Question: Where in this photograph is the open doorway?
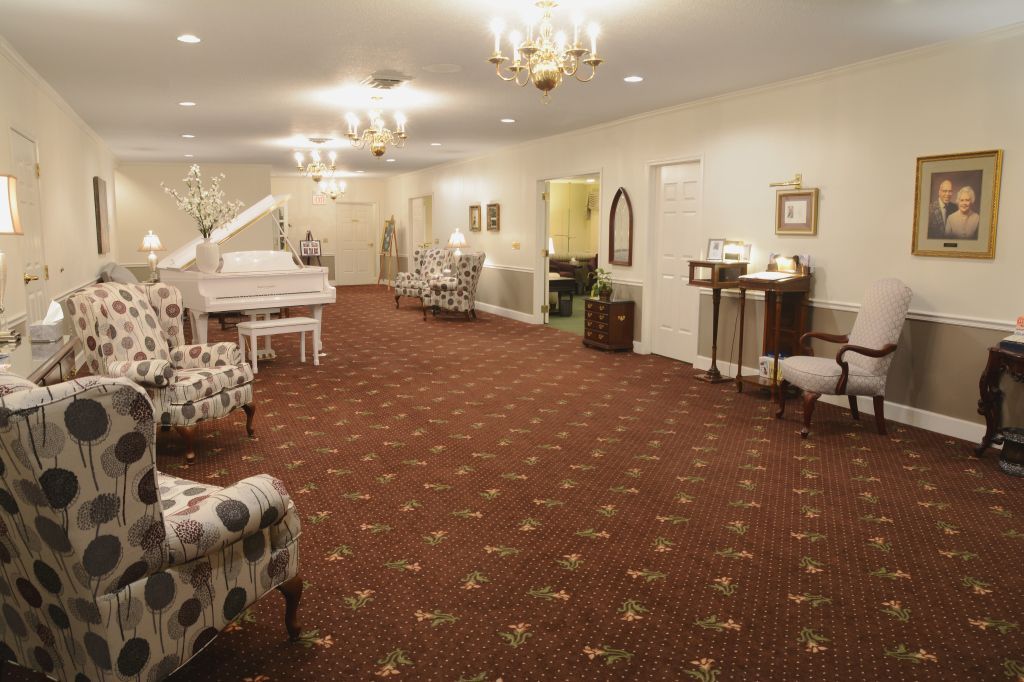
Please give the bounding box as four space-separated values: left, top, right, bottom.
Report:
545 173 600 335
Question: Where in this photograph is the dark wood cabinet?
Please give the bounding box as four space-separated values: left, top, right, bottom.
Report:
583 298 634 351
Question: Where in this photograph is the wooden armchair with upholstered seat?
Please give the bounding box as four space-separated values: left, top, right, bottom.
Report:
776 278 912 437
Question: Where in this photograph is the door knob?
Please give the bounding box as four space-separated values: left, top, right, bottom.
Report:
23 274 39 284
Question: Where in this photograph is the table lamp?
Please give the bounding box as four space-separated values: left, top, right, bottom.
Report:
0 175 24 343
448 228 467 257
137 230 165 282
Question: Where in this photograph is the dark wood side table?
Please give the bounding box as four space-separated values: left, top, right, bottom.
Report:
0 335 78 386
735 263 811 400
688 260 748 383
976 345 1024 456
584 298 634 351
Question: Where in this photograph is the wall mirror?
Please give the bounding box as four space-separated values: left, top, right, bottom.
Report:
609 186 633 266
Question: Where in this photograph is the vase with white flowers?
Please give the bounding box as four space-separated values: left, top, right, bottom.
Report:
162 165 245 273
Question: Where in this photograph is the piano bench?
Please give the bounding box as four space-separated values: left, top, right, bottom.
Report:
236 317 320 374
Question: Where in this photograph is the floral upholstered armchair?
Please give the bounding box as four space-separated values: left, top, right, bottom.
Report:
777 278 912 437
0 374 302 682
423 252 486 319
394 246 449 308
68 283 255 461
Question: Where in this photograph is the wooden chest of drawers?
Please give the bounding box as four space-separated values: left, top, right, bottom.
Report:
583 298 634 351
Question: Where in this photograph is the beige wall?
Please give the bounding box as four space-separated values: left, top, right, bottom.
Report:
115 163 273 264
383 27 1024 431
0 38 118 324
270 175 385 250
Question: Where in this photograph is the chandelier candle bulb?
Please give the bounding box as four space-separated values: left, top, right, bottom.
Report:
589 23 599 56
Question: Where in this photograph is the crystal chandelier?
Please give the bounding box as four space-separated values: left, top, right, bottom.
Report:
293 139 337 183
345 110 407 157
318 179 346 201
488 0 603 100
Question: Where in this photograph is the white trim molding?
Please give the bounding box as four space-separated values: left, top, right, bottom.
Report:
475 301 537 324
483 262 534 274
693 354 985 443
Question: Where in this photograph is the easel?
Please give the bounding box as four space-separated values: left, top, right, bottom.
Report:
377 215 398 288
301 230 322 267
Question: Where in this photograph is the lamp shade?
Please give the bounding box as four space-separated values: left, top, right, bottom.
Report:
0 175 23 236
447 228 467 250
138 230 165 252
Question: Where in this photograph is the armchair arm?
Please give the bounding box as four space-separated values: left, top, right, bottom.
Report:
107 359 175 388
164 474 292 566
799 331 850 351
170 341 243 369
834 343 898 393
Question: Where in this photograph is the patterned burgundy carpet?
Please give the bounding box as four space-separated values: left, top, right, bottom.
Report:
12 285 1023 681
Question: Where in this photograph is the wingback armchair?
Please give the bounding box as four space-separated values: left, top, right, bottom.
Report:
394 247 449 308
776 278 912 437
423 252 486 319
68 283 255 461
0 374 302 682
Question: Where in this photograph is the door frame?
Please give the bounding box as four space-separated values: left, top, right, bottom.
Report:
332 200 379 286
407 193 434 255
8 127 49 327
643 154 704 358
533 169 602 325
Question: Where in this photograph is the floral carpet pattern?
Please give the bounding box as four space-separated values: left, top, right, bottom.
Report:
10 285 1023 681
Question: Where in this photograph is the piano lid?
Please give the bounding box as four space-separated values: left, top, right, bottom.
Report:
158 194 291 270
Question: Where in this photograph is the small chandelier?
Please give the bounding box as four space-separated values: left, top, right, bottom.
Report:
318 179 346 201
488 0 603 100
345 110 407 157
293 140 337 183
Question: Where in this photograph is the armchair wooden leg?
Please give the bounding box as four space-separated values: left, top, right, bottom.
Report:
175 426 197 462
775 380 787 419
394 294 400 308
872 396 887 435
848 396 860 420
242 403 256 437
471 308 477 319
800 391 821 439
277 575 303 641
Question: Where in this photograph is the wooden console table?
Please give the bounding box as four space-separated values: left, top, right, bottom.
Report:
0 335 78 386
688 259 748 383
976 345 1024 456
735 261 811 399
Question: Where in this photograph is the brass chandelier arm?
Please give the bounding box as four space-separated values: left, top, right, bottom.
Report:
573 57 603 83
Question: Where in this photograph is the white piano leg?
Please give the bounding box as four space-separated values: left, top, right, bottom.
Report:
190 311 209 344
312 304 326 356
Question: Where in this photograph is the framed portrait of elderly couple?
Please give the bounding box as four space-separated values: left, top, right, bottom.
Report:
912 149 1002 258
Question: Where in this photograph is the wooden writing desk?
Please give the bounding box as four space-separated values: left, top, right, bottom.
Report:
688 260 748 383
735 258 811 399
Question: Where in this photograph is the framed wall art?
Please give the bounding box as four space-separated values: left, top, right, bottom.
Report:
299 239 321 257
486 203 500 231
912 149 1002 259
775 188 819 236
93 176 110 254
469 204 482 232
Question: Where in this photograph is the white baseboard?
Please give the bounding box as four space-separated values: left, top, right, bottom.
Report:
693 354 985 443
475 301 538 324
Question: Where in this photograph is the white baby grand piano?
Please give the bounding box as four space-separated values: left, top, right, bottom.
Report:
158 194 335 349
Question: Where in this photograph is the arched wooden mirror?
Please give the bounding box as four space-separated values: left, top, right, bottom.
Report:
609 187 633 266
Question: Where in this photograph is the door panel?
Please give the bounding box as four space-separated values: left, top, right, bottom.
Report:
335 203 376 285
9 130 47 325
652 161 701 363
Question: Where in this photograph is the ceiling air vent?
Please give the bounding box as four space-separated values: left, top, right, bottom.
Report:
360 71 411 90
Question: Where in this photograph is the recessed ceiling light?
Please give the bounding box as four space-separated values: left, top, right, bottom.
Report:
586 178 596 183
176 34 201 44
355 170 366 173
178 101 197 107
623 75 644 83
385 158 396 163
184 154 194 158
430 142 442 147
500 118 516 124
180 134 195 139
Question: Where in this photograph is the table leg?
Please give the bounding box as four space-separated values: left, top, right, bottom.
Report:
312 305 326 357
300 331 306 364
251 332 258 374
313 326 320 366
735 289 747 393
976 350 1003 456
771 292 783 402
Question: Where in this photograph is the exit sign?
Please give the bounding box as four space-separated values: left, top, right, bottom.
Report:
312 193 327 205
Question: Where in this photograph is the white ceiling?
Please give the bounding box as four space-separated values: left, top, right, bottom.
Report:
2 0 1023 178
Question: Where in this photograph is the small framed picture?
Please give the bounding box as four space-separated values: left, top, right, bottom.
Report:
706 238 725 261
776 188 819 235
486 203 500 231
469 204 482 232
912 149 1002 259
299 239 321 257
742 244 753 261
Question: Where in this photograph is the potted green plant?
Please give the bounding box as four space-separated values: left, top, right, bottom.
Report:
591 267 613 301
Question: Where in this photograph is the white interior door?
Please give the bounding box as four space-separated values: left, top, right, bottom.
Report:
9 129 47 324
334 202 376 285
652 160 701 363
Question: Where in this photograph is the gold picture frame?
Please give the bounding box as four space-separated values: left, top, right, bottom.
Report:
775 188 819 236
469 204 482 232
911 149 1002 259
486 203 500 231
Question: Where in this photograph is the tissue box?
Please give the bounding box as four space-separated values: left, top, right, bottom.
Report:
29 321 62 343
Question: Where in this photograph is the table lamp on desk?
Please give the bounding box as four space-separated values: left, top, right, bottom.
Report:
0 175 24 344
